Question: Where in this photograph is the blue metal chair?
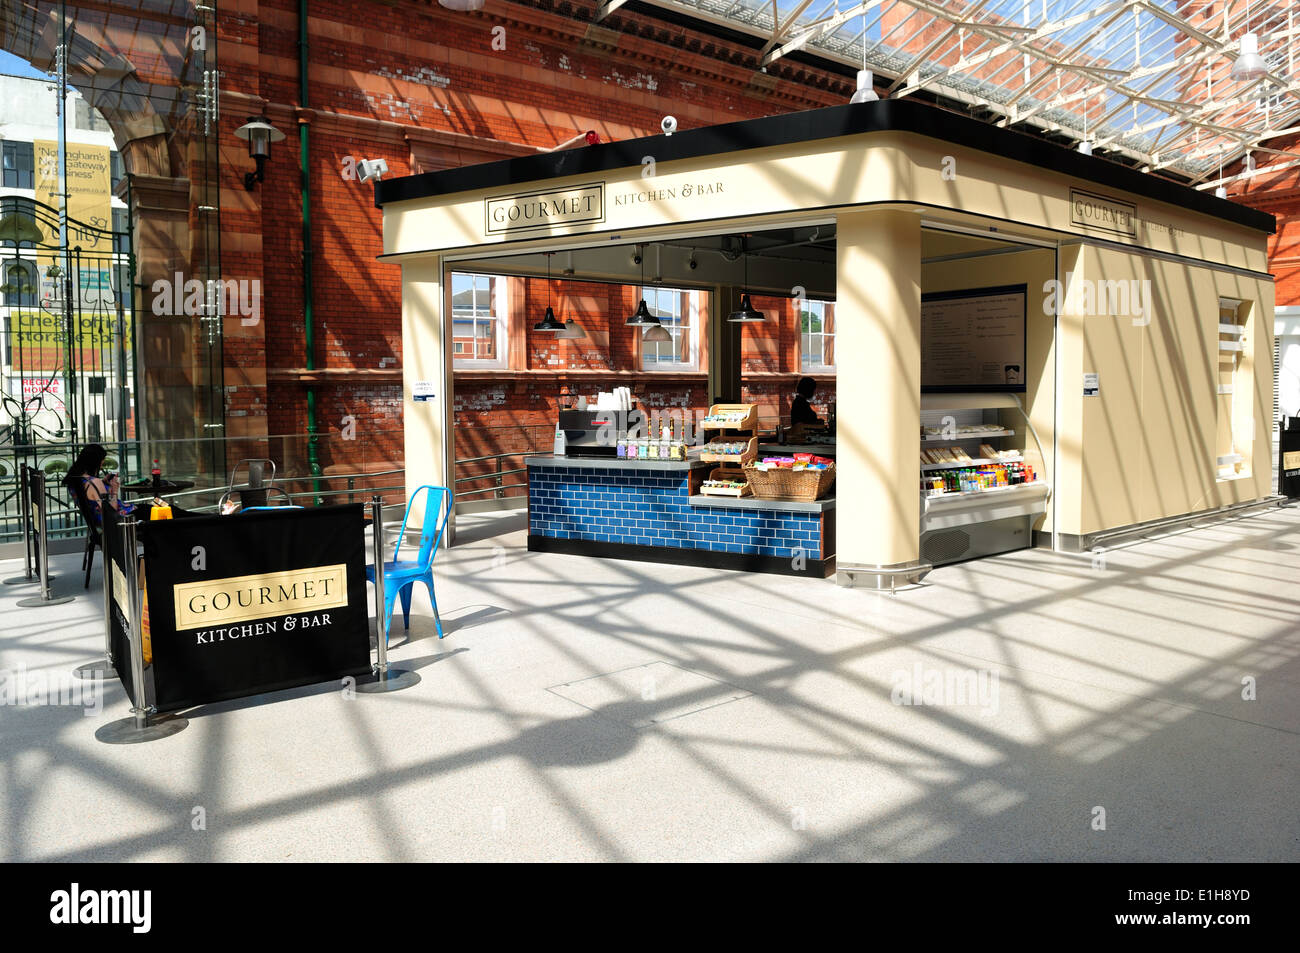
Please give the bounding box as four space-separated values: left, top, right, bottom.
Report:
366 485 452 645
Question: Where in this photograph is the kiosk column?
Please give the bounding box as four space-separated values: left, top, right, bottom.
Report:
402 257 450 533
835 207 926 589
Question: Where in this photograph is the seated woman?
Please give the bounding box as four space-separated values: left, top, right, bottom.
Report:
65 444 181 523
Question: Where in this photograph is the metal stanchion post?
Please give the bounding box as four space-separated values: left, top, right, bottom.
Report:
73 531 115 679
3 463 36 585
17 471 73 607
96 518 187 743
356 495 419 693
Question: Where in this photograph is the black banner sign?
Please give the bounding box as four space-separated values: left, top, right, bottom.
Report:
1281 417 1300 499
141 505 372 712
101 506 137 705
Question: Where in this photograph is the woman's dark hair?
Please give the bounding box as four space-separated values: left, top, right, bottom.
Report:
68 444 108 477
796 376 817 399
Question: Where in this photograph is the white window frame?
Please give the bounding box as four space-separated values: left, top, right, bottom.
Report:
451 273 509 370
640 286 700 371
799 298 836 372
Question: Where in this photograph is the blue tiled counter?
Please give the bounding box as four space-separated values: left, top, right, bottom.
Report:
527 455 835 577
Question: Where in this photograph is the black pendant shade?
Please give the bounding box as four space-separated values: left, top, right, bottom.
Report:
535 253 567 332
727 293 766 323
726 235 766 323
626 298 661 327
534 305 566 331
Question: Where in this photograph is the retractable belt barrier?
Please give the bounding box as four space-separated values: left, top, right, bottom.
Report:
15 468 73 607
1 463 36 586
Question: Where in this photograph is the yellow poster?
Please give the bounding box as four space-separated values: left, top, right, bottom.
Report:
33 139 112 252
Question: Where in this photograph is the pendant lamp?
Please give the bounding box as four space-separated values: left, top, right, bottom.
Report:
848 4 878 104
534 254 566 331
643 323 672 343
626 246 663 328
726 236 766 323
1232 34 1267 82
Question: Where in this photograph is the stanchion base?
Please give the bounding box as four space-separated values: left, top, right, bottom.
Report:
16 594 75 607
73 659 113 679
95 714 189 745
3 575 38 585
355 667 421 693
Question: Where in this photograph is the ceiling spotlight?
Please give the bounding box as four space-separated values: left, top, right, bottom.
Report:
1215 186 1228 199
437 0 486 9
1245 153 1256 173
1231 33 1267 83
357 158 388 183
1077 140 1093 156
849 70 879 104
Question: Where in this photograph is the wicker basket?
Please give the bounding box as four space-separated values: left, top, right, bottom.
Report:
742 463 835 502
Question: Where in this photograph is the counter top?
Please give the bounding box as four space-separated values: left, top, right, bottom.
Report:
756 444 836 456
688 494 836 513
526 454 711 472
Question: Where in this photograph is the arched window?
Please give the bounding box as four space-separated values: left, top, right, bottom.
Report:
2 261 38 308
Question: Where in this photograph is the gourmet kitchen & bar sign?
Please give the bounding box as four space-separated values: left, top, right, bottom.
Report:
485 182 604 234
1069 189 1137 237
141 505 372 712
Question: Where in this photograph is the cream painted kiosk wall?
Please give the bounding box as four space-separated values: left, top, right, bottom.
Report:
377 100 1276 587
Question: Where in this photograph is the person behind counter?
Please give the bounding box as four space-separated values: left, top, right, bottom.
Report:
791 376 824 429
65 444 189 523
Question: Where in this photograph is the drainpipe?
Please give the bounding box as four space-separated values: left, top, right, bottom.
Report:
298 0 322 500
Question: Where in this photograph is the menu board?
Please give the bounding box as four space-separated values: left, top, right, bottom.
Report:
921 284 1027 393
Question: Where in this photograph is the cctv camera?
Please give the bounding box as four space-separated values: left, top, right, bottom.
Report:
688 256 698 270
632 253 643 266
661 116 677 136
358 158 389 183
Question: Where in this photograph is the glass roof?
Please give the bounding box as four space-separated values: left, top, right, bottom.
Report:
607 0 1298 186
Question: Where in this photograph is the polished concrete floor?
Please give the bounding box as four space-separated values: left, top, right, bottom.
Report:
2 503 1298 862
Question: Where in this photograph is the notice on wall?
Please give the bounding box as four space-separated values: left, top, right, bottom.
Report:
1084 373 1100 397
412 380 436 402
921 284 1027 393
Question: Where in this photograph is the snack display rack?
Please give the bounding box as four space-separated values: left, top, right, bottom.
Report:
700 403 759 466
699 465 752 498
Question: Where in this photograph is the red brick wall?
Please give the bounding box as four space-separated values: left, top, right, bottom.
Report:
1231 132 1300 309
212 0 853 492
